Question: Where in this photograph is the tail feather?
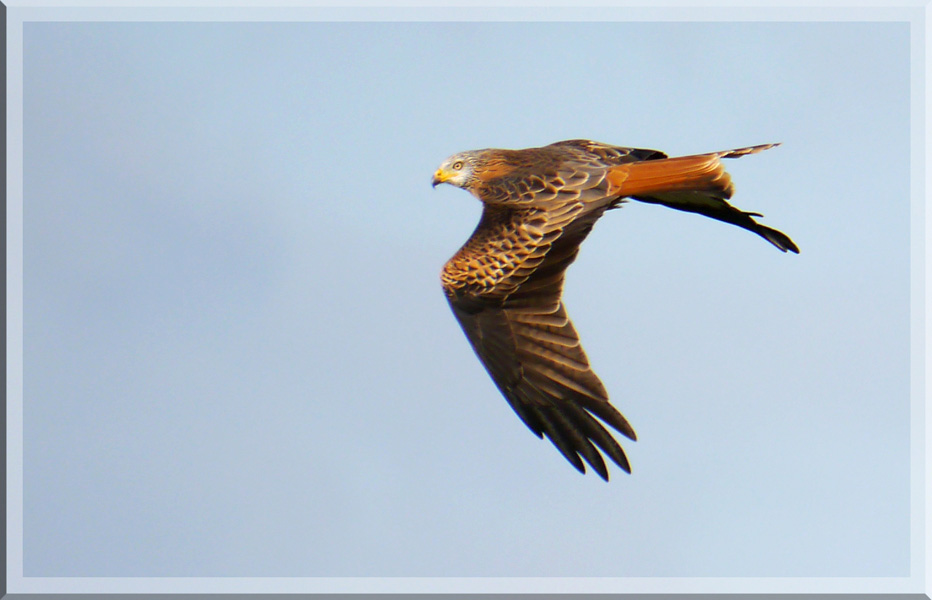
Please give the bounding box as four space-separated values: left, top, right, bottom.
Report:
606 143 778 199
606 143 799 253
606 153 732 198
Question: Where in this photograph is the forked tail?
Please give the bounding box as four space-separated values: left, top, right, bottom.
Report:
605 143 799 253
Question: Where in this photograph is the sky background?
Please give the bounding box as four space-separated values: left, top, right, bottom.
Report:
22 19 911 577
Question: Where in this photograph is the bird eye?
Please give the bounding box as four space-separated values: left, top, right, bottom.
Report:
452 161 464 170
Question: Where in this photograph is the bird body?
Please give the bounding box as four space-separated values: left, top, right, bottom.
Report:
433 139 797 480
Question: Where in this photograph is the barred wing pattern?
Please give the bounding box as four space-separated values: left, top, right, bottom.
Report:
444 205 635 480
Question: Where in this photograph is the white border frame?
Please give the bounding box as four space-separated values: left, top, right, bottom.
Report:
5 2 927 595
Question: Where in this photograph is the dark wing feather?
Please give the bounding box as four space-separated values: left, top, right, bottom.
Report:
543 139 668 165
632 191 800 253
444 207 635 480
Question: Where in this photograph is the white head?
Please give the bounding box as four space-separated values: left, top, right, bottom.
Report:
432 151 482 190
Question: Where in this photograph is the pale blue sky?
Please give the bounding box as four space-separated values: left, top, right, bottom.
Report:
23 19 910 577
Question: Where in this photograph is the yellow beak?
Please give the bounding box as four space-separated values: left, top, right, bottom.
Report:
432 169 447 188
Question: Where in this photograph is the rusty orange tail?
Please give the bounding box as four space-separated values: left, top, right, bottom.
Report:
605 144 797 253
606 143 779 199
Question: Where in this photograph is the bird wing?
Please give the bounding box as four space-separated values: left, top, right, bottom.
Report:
443 203 635 480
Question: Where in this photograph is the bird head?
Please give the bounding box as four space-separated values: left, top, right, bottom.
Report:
432 151 480 190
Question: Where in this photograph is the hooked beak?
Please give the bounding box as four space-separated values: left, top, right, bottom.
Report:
432 169 446 188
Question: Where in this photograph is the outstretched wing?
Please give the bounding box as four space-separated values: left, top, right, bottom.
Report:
444 206 636 480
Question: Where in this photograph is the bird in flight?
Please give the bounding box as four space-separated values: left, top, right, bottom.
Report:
432 139 798 480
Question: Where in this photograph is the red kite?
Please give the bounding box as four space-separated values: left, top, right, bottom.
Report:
433 139 797 480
